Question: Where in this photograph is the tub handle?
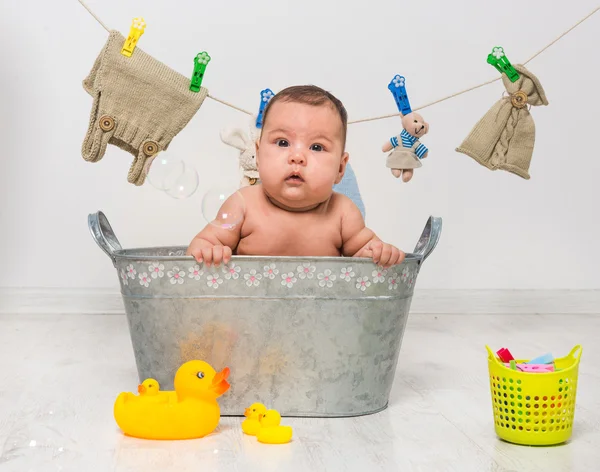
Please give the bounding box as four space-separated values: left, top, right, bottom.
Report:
88 211 123 267
413 216 442 264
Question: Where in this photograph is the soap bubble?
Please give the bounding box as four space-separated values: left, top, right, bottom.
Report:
165 165 200 199
201 187 246 229
146 155 185 191
145 154 200 199
0 414 78 471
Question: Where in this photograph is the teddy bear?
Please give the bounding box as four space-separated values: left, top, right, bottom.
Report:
220 116 261 187
381 112 429 182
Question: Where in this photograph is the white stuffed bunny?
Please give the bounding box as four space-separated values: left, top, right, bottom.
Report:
220 116 261 187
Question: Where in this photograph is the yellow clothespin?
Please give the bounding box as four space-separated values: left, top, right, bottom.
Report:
121 17 146 57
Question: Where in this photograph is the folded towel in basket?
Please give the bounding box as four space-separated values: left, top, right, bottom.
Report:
81 30 208 186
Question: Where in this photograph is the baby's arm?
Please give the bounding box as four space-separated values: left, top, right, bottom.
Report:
186 193 244 266
339 197 405 268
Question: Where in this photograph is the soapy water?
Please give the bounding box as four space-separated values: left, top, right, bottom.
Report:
145 154 199 199
201 187 246 230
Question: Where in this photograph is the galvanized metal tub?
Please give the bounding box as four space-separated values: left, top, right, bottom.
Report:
89 211 442 417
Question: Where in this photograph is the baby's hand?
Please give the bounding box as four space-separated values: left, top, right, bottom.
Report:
187 243 232 267
367 241 405 268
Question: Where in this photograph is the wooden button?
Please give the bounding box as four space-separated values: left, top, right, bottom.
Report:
142 141 159 156
99 115 115 132
511 91 528 109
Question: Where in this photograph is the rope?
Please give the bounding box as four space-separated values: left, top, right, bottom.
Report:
77 0 110 33
523 6 600 65
77 0 599 123
348 77 501 124
349 6 600 124
207 94 252 115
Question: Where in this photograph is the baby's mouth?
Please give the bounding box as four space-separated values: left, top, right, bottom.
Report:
286 172 305 183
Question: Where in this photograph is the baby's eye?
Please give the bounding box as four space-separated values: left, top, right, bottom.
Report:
310 144 323 152
276 139 289 147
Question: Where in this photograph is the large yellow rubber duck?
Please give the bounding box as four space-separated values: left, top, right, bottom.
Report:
114 360 230 440
242 402 267 436
256 409 293 444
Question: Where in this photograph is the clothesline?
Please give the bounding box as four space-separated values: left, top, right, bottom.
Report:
77 0 599 124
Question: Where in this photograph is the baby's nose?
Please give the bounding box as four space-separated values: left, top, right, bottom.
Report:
288 150 306 165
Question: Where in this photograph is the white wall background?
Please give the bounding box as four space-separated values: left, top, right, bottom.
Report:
1 0 599 291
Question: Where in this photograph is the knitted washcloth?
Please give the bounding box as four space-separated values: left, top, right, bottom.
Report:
82 30 208 185
456 64 548 179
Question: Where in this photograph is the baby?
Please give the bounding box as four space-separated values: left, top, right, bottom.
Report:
187 85 405 268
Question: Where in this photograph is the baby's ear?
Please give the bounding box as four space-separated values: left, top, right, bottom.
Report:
335 152 350 184
220 127 249 151
254 137 261 168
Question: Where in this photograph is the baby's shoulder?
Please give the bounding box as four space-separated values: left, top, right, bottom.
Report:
330 191 361 215
235 183 263 202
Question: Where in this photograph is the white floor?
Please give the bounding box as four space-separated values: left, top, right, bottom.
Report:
0 312 599 472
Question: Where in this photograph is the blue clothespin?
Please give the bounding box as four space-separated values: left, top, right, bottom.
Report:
256 88 274 128
388 75 412 115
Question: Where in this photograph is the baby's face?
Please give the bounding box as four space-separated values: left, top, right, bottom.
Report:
257 101 348 210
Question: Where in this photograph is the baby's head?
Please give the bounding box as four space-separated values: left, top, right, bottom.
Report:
256 85 349 211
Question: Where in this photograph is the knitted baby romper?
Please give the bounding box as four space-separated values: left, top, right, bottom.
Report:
82 31 208 185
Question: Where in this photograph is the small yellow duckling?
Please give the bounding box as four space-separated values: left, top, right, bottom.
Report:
257 409 293 444
242 402 267 436
138 378 160 396
136 378 173 404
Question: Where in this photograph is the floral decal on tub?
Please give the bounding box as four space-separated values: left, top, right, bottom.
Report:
148 262 164 279
207 273 224 289
138 272 151 288
120 269 129 286
244 269 262 287
296 262 316 279
223 263 241 280
388 272 399 290
355 276 371 291
188 265 203 280
168 266 185 285
372 267 387 284
126 264 137 279
263 264 279 280
281 272 298 288
317 269 336 288
407 271 415 289
340 267 355 282
121 260 418 293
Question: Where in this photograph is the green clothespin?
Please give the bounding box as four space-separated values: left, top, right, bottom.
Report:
510 360 517 371
487 46 520 83
190 51 211 92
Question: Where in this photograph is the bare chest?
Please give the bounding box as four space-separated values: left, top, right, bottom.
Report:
236 210 343 257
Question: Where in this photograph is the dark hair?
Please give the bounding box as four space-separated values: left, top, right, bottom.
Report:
261 85 348 147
